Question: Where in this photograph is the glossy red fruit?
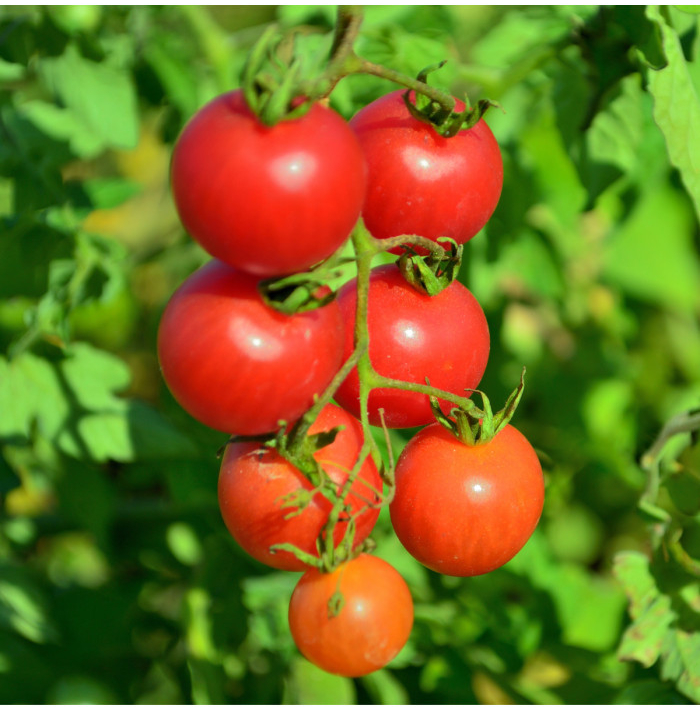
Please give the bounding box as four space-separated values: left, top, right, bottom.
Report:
218 404 382 571
334 263 490 428
171 89 367 277
157 259 344 435
350 90 502 248
288 554 414 676
390 423 544 576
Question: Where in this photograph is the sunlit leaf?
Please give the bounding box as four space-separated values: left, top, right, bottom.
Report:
646 5 700 221
283 657 356 704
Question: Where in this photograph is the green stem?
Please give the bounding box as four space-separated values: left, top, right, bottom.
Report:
369 372 474 412
356 58 455 112
302 5 455 113
640 410 700 503
286 347 361 456
378 234 448 257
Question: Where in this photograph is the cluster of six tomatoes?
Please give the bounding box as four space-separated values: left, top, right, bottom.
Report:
157 88 545 678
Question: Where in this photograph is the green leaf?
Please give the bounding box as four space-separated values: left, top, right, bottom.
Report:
82 178 142 210
360 668 410 704
37 43 139 157
46 675 118 705
0 563 58 644
17 99 102 158
470 7 572 72
0 346 196 462
283 657 356 704
60 342 131 410
0 353 67 442
660 629 700 703
142 30 202 117
613 551 700 702
242 572 299 654
0 58 24 82
601 182 700 310
613 679 691 704
646 5 700 221
508 532 627 652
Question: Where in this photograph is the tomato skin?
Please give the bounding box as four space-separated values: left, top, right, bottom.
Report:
288 554 413 676
390 423 544 576
218 405 381 571
157 259 344 435
334 263 490 428
170 90 366 277
350 90 502 247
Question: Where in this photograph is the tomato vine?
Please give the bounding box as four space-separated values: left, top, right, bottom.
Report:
158 3 538 678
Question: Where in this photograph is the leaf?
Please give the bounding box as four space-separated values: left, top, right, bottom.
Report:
82 178 142 210
0 58 24 82
0 346 196 462
360 669 410 704
0 221 74 299
613 679 690 704
660 630 700 703
60 342 131 410
142 30 200 117
46 676 118 705
0 563 58 644
470 7 572 71
37 44 139 157
0 353 68 442
614 551 700 703
601 181 700 310
507 532 627 652
283 657 356 704
645 5 700 221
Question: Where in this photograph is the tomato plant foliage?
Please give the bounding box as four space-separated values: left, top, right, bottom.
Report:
1 4 700 706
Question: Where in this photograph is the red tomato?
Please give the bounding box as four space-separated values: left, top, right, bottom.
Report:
288 554 413 676
157 260 344 435
170 90 366 277
334 263 490 428
390 423 544 576
218 405 382 572
350 90 502 248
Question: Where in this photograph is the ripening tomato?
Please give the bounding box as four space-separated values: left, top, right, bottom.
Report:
333 263 490 428
218 404 382 571
157 260 344 435
171 90 366 277
288 554 413 676
390 423 544 576
350 90 502 248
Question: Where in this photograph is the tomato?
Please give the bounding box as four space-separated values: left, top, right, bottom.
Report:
288 553 413 676
350 90 502 248
218 404 381 571
333 263 490 428
157 259 344 435
170 90 367 277
390 423 544 576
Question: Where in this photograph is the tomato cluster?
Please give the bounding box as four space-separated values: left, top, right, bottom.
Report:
158 81 544 679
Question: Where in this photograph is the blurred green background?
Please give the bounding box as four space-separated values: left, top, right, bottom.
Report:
1 4 699 704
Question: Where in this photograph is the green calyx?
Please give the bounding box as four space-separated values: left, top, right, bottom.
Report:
431 368 527 446
241 24 314 126
397 237 463 296
402 62 500 138
260 274 336 315
259 252 352 314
